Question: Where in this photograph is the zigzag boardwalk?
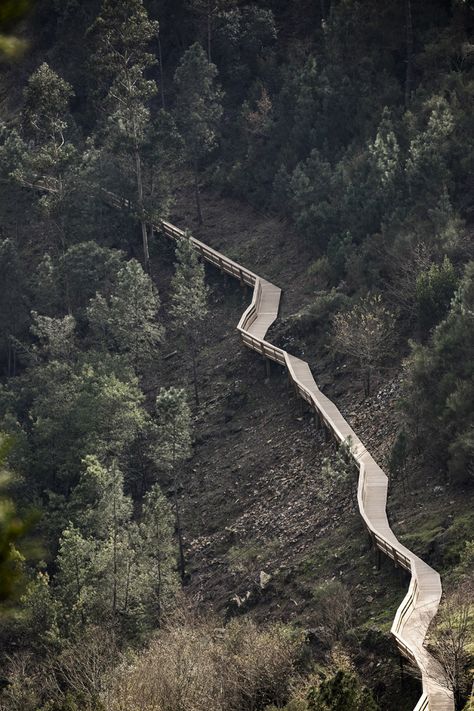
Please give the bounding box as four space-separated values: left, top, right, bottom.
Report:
160 219 454 711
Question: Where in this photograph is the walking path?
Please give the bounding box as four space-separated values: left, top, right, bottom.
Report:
160 219 454 711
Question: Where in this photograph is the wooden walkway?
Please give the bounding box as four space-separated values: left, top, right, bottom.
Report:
160 219 454 711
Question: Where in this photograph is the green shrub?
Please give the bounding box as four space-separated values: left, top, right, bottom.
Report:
388 429 408 482
448 428 474 485
307 669 378 711
415 256 458 335
402 262 474 480
284 290 350 340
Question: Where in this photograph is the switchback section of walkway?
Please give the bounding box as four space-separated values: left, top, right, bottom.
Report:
160 219 454 711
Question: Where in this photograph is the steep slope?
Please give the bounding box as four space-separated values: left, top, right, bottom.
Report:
157 214 454 711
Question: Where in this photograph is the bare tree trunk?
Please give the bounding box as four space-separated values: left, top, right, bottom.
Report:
112 482 118 616
320 0 326 22
135 149 150 272
139 453 148 498
173 473 186 580
405 0 413 108
156 556 162 624
191 335 199 406
194 163 203 225
364 367 371 398
158 33 166 109
75 555 86 626
124 557 131 612
207 1 212 62
172 433 186 580
56 208 72 314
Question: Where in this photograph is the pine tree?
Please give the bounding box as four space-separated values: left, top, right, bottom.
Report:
368 109 402 206
308 669 378 711
402 262 474 483
22 356 147 494
56 523 95 629
0 239 29 376
323 438 357 510
0 63 78 254
57 456 176 639
88 458 134 621
140 483 177 624
87 259 163 371
170 233 209 404
415 256 458 336
289 148 339 247
90 0 159 272
20 571 60 650
211 6 276 100
154 387 192 579
30 311 76 363
189 0 236 62
59 242 124 313
174 43 223 224
406 96 455 213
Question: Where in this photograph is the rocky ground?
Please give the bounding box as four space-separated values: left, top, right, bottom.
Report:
148 179 472 710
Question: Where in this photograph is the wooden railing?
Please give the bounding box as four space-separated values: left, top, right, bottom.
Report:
414 694 431 711
122 214 454 710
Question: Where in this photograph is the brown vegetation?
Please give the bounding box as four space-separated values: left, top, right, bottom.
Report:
105 614 304 711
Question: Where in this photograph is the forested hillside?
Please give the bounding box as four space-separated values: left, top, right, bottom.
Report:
0 1 473 710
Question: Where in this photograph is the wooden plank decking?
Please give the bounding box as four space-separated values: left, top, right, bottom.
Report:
158 219 455 711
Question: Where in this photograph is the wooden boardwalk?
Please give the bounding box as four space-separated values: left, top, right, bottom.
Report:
159 219 454 711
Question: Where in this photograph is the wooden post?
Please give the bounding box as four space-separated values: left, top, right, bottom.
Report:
399 566 406 585
293 381 299 399
393 549 399 569
265 358 271 380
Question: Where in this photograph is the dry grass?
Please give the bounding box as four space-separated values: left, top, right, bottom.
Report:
105 612 304 711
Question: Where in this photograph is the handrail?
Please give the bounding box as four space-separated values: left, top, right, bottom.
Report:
156 218 454 710
161 220 258 287
414 694 430 711
104 190 454 710
236 277 261 331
